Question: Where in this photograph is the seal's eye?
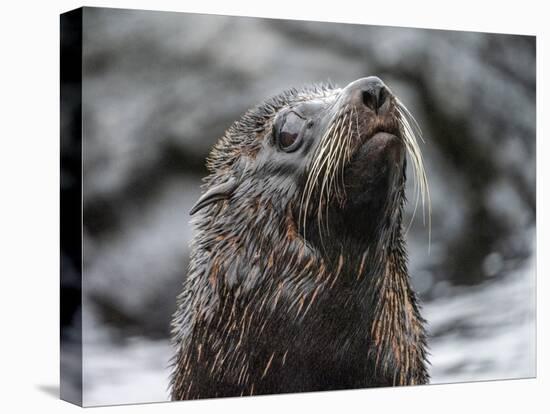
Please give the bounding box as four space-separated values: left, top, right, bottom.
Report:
279 130 299 149
274 111 306 152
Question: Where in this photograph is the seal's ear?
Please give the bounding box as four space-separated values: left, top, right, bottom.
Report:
189 177 238 216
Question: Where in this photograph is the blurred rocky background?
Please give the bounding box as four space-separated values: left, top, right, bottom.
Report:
75 7 535 406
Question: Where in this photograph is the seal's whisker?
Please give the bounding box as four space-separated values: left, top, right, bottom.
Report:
325 111 348 203
336 107 355 204
305 116 337 225
302 128 331 212
396 98 424 143
300 120 337 236
324 110 350 231
395 102 431 248
318 112 347 235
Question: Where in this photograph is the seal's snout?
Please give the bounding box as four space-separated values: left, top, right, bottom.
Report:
346 76 391 115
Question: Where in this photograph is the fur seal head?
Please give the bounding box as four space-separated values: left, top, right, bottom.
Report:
191 76 428 255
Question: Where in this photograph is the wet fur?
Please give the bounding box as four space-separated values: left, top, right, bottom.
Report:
170 83 429 399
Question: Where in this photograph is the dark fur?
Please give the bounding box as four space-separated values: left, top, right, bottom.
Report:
170 82 429 400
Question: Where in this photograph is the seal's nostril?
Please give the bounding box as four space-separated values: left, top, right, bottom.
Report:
362 85 388 113
362 89 377 111
378 87 388 108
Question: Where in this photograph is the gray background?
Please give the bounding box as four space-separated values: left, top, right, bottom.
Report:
78 7 535 406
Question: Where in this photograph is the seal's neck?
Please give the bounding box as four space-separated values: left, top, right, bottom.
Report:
316 216 429 385
304 177 406 272
366 237 429 386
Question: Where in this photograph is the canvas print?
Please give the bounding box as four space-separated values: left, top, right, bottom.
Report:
60 6 536 407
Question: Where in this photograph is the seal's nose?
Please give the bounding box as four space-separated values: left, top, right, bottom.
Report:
345 76 391 115
359 77 389 113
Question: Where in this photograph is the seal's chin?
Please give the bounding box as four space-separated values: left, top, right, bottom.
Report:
355 131 404 167
342 131 405 215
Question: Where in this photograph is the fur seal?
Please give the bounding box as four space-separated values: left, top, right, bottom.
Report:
170 77 430 400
